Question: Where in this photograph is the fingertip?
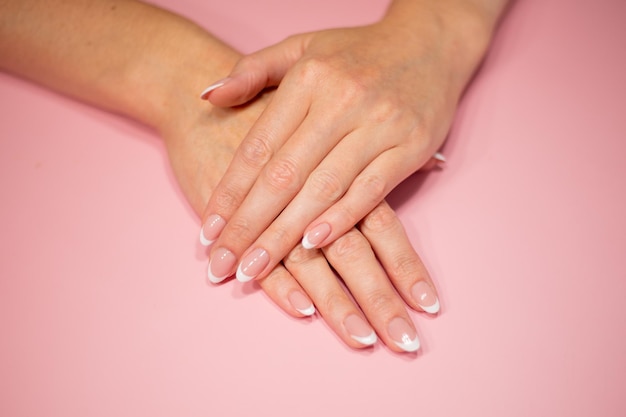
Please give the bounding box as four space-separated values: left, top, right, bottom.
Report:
411 281 441 315
286 288 316 317
200 78 231 100
433 152 446 162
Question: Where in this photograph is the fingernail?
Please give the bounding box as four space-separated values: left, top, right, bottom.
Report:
302 223 331 249
344 314 377 346
411 281 440 314
236 248 269 282
434 152 446 162
199 214 226 246
200 77 231 99
388 317 420 352
208 247 236 283
288 291 316 316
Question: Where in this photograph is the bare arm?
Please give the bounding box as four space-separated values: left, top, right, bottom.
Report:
0 0 238 129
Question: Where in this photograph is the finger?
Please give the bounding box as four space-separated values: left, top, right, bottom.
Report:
323 228 421 353
282 244 378 349
359 200 440 314
201 35 309 107
302 146 425 249
257 262 316 318
232 126 386 283
204 95 359 282
199 77 312 249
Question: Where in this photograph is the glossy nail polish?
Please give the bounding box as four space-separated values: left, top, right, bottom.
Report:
236 248 269 282
411 281 440 314
208 247 236 283
302 223 331 249
388 317 420 352
200 78 231 99
344 314 377 346
288 291 316 316
199 214 226 246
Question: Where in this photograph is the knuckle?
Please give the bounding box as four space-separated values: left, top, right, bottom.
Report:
354 174 387 203
362 289 398 317
264 157 300 192
213 184 243 214
327 230 370 261
370 97 401 124
240 135 273 170
388 252 423 280
284 244 319 266
307 169 345 204
318 291 351 317
268 223 298 248
340 77 367 100
298 56 331 82
224 217 255 245
361 203 398 233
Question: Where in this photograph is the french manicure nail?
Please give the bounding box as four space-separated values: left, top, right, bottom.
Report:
344 314 377 346
411 281 440 314
200 214 226 246
288 291 316 316
208 247 236 283
302 223 331 249
236 248 269 282
388 317 420 352
200 77 231 99
434 152 446 162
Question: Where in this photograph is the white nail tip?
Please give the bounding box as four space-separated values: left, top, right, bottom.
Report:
351 332 378 346
296 305 316 316
199 227 214 247
207 266 227 284
199 82 226 98
394 335 421 353
434 152 446 162
419 299 440 315
207 259 228 284
301 234 315 250
235 263 254 283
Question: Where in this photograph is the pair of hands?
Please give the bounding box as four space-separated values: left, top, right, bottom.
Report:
0 0 498 353
165 87 438 353
171 19 474 352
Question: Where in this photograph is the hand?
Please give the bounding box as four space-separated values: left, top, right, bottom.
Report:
0 0 442 352
198 4 488 284
163 90 440 353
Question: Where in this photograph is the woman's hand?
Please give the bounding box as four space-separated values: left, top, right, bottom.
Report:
198 1 497 284
163 90 440 353
0 0 444 352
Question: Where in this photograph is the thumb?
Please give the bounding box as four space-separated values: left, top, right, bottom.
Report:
201 35 308 107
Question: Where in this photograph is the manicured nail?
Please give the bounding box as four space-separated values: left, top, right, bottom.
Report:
344 314 377 346
411 281 440 314
236 248 269 282
434 152 446 162
200 77 231 99
388 317 420 352
208 247 236 283
302 223 331 249
288 291 316 316
199 214 226 246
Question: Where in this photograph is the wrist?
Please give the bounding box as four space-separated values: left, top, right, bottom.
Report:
380 0 503 91
114 7 241 132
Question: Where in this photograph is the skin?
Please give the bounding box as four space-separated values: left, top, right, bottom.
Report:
0 0 441 352
200 0 510 286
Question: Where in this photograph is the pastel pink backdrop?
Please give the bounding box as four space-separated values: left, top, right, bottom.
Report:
1 0 625 416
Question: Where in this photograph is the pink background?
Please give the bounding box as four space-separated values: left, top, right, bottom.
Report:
1 0 625 415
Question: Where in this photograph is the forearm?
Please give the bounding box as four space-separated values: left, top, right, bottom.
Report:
381 0 509 92
0 0 239 130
